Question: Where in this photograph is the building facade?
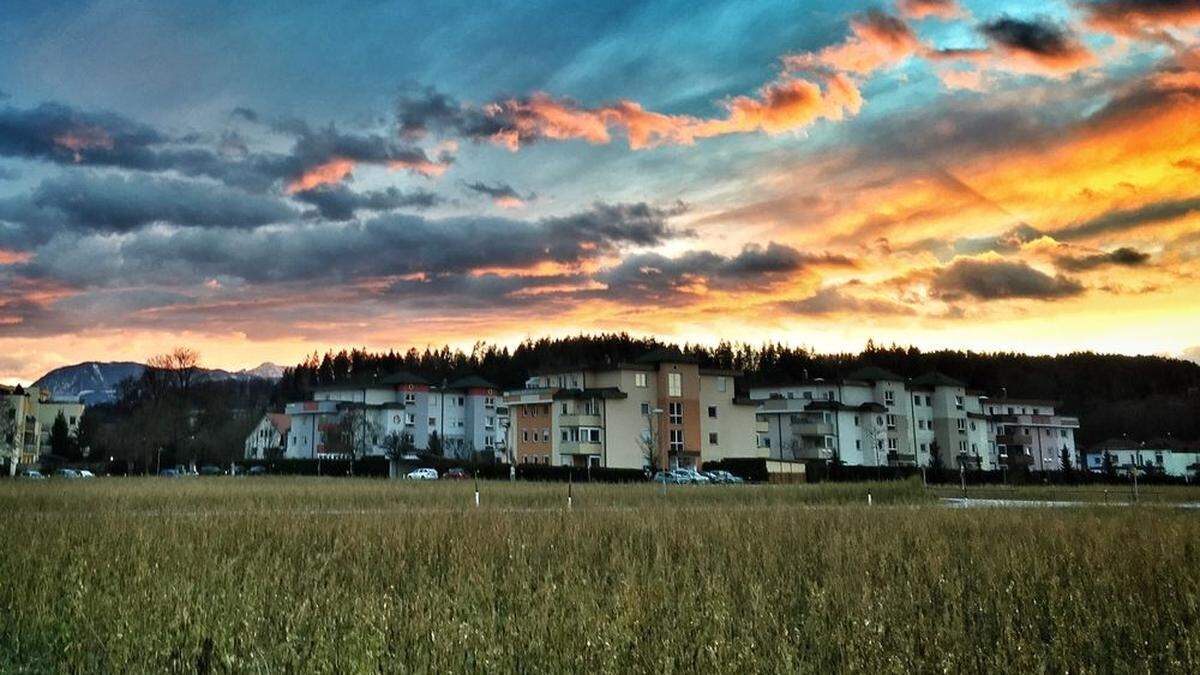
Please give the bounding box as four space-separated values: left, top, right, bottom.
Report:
750 369 1076 471
285 373 507 460
1084 439 1200 478
504 349 764 470
1 386 86 474
244 413 291 459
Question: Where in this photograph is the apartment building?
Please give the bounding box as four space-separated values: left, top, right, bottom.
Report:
1084 438 1200 478
504 349 764 470
244 412 290 459
982 398 1079 471
751 369 1067 471
285 373 507 460
1 385 86 474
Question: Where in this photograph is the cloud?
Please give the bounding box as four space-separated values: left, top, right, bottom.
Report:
0 102 165 166
785 9 923 75
977 17 1097 75
926 257 1085 301
0 172 297 246
1055 246 1152 270
594 243 853 303
776 283 916 316
464 181 534 208
278 123 451 192
1080 0 1200 41
1054 196 1200 240
898 0 965 20
291 184 441 220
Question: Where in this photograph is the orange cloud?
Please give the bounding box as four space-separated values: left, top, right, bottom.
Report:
785 9 923 75
0 250 32 265
285 158 356 193
898 0 965 20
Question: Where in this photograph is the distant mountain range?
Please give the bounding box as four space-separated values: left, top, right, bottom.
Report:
32 361 284 405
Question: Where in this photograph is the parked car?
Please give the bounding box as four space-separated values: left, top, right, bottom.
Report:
702 471 726 483
443 468 469 480
159 468 180 478
709 470 743 484
77 469 96 479
652 471 687 484
199 465 224 476
18 469 46 480
248 465 268 476
406 468 438 480
54 468 81 479
673 468 710 484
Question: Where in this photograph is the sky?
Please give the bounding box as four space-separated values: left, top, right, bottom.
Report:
2 0 1200 383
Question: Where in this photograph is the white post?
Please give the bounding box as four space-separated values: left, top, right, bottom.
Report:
867 491 872 506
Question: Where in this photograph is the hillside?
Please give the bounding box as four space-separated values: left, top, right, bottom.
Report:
33 361 283 404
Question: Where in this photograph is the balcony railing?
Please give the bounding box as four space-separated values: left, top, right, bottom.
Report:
792 422 834 436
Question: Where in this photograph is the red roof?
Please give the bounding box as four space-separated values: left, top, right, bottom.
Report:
268 413 291 435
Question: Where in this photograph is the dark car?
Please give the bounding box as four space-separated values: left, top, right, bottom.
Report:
248 465 268 476
443 467 470 480
199 465 224 476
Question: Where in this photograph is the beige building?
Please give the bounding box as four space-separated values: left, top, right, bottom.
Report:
2 386 85 474
505 349 764 470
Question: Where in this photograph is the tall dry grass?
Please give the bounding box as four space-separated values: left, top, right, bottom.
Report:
1 478 1197 672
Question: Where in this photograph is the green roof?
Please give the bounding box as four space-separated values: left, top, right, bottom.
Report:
845 366 904 382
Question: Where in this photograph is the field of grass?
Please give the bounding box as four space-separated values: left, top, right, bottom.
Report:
2 478 1199 673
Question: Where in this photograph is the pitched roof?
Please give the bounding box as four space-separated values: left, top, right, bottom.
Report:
445 375 498 390
911 372 966 388
635 347 699 365
845 366 904 382
267 413 291 434
379 371 429 386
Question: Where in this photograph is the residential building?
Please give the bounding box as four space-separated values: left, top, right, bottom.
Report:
285 373 506 460
1084 439 1200 478
982 398 1079 471
244 412 291 459
751 370 1076 471
504 348 764 470
1 385 86 474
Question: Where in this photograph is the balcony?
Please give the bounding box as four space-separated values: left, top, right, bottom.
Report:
559 413 602 427
559 441 603 455
998 434 1032 445
792 422 834 436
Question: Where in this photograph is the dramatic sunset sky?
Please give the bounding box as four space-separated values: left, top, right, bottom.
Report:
2 0 1200 383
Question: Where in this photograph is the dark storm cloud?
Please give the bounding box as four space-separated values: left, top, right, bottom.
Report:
776 283 916 316
464 181 534 205
230 107 260 123
292 184 441 221
927 258 1084 300
0 172 298 248
978 17 1088 62
1053 196 1200 240
0 100 449 194
15 201 687 289
1055 246 1152 271
0 102 166 166
594 243 853 303
395 85 508 141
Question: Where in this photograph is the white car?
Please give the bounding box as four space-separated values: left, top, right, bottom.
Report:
673 468 710 484
77 470 96 478
405 468 439 480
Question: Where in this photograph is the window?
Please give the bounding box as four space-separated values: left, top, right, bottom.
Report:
920 443 927 453
561 429 569 442
457 396 464 406
668 372 682 397
522 430 529 442
959 441 967 452
853 415 860 427
669 402 683 425
562 403 569 414
709 432 719 445
887 438 898 450
404 393 416 405
404 413 415 426
886 414 896 429
913 395 921 407
957 418 966 432
716 376 727 393
640 402 650 416
669 428 684 453
826 391 835 401
955 396 964 410
707 406 718 419
884 390 895 405
582 427 601 443
635 372 647 388
803 391 813 400
855 440 861 450
1061 429 1068 438
428 417 436 427
542 429 550 442
543 455 550 465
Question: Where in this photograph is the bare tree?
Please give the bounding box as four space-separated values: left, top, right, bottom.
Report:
639 409 664 475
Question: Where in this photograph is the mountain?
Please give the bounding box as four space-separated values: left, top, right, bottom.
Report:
32 361 284 404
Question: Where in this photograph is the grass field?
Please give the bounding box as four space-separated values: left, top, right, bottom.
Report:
2 478 1199 673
